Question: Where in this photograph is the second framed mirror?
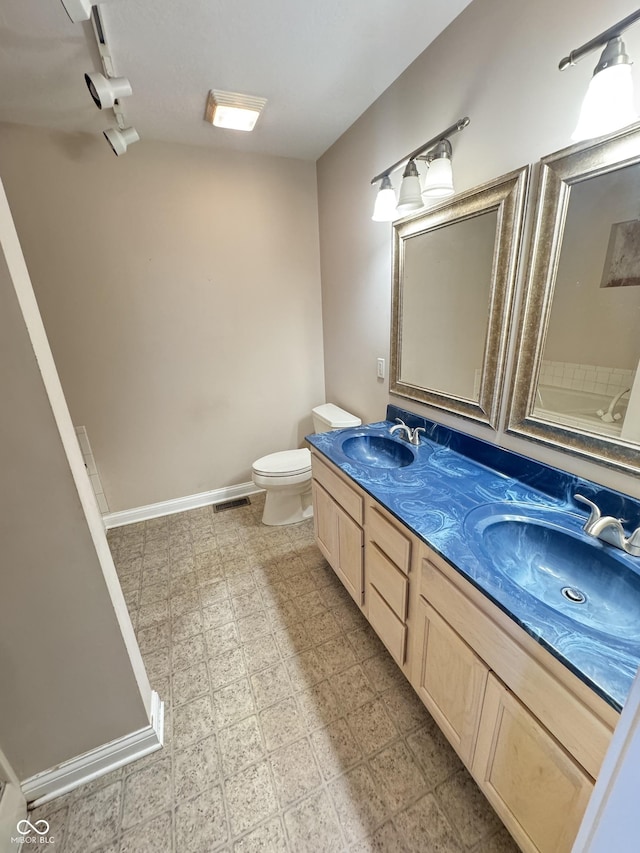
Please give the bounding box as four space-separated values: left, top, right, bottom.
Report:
390 166 529 428
507 123 640 474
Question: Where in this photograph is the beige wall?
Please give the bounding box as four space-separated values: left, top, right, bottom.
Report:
317 0 640 497
0 178 149 781
0 126 325 512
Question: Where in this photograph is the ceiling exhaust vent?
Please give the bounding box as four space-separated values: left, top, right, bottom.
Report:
205 90 267 132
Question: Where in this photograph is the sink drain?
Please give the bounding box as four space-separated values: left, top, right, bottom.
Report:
561 586 587 604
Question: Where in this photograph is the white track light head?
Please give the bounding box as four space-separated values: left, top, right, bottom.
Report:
103 126 140 156
85 72 132 110
60 0 92 23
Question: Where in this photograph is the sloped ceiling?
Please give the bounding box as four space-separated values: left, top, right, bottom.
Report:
0 0 472 159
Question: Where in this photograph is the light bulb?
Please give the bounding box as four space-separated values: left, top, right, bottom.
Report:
572 63 637 141
423 157 454 198
372 176 398 221
397 161 424 213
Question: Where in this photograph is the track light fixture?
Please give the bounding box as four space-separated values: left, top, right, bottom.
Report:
85 71 132 110
560 10 640 141
370 117 469 222
104 126 140 156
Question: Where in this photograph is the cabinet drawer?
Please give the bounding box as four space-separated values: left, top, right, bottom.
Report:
312 454 363 524
368 584 407 666
367 542 408 621
367 504 411 573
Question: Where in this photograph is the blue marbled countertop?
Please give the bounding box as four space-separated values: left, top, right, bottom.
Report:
307 418 640 712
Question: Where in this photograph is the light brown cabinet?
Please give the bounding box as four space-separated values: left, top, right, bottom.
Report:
311 457 364 608
364 501 413 669
310 450 618 853
415 597 488 766
472 674 594 853
415 550 617 853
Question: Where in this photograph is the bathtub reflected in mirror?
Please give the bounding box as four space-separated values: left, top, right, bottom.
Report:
508 123 640 473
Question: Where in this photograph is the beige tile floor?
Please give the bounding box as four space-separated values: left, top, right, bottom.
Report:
28 494 520 852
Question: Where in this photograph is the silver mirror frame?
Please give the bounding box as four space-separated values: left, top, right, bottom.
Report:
390 166 530 428
507 122 640 474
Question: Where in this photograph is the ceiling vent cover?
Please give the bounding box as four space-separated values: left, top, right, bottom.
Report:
205 90 267 132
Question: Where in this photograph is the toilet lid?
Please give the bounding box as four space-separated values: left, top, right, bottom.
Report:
253 448 312 477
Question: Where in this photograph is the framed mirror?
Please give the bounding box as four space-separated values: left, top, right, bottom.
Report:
508 124 640 474
390 167 529 428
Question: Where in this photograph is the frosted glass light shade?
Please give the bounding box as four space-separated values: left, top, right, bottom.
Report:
372 177 398 221
572 63 638 141
396 160 424 213
422 157 454 198
397 176 423 212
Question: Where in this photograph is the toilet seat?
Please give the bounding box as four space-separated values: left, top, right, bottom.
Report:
252 448 311 478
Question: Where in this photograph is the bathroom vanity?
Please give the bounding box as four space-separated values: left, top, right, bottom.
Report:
308 409 640 853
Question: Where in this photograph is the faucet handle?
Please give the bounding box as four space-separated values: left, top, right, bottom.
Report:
625 528 640 557
411 427 426 445
574 494 601 527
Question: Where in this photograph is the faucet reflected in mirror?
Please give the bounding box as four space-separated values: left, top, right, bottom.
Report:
533 365 634 438
530 160 640 441
597 387 631 423
508 123 640 475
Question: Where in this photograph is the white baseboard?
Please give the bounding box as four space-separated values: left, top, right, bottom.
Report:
103 482 263 528
0 783 26 852
22 692 164 808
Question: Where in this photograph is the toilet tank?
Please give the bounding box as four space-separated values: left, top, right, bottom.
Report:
312 403 361 433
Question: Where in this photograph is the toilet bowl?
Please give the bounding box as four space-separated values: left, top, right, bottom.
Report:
252 404 361 526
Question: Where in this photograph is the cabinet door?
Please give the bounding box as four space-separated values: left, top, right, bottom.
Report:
336 504 364 606
472 673 594 853
312 480 363 606
414 597 488 766
312 481 338 568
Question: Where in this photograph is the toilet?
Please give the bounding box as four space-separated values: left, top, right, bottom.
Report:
252 403 361 526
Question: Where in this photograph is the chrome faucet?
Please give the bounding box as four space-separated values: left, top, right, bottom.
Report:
596 387 631 423
574 494 640 556
389 418 425 446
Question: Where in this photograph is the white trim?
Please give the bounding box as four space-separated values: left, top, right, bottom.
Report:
0 783 26 852
21 693 164 808
572 668 640 852
103 482 263 528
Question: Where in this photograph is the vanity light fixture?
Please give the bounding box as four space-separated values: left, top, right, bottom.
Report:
205 90 267 132
560 10 640 141
422 139 455 198
371 117 469 222
372 175 399 221
396 161 423 213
